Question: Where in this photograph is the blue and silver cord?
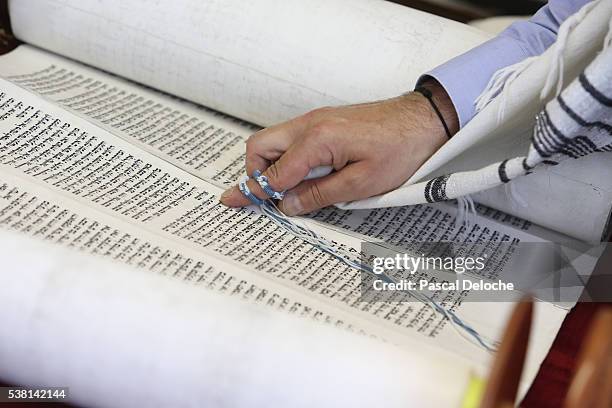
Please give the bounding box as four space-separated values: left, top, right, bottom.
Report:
238 171 498 352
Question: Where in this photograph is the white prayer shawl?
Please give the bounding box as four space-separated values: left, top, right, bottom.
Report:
337 0 612 219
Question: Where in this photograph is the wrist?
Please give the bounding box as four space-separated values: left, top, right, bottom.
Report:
418 78 459 137
393 91 446 153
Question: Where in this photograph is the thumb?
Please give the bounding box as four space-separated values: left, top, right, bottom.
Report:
278 163 370 216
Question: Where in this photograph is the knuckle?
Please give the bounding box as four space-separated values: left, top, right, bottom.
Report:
306 120 335 142
245 137 258 155
246 128 269 150
266 162 281 186
246 129 263 142
312 106 333 115
308 182 328 208
304 106 332 120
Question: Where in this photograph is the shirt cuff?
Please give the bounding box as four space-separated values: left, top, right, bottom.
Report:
417 36 529 128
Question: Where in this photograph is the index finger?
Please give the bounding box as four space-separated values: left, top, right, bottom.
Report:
245 117 308 176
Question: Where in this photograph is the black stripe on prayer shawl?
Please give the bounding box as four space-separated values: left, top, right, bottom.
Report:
573 135 598 156
542 110 570 152
531 115 548 157
579 73 612 107
424 175 449 203
532 112 557 158
430 175 449 201
533 111 567 158
424 178 435 203
531 118 549 158
571 136 599 157
534 111 585 159
521 158 533 172
558 135 597 158
539 111 599 159
540 109 576 156
599 143 612 152
498 159 510 183
557 94 612 135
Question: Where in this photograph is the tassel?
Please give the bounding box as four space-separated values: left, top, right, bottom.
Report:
259 200 498 352
506 181 529 209
475 1 600 120
474 56 537 121
455 195 477 230
237 171 498 351
540 0 600 100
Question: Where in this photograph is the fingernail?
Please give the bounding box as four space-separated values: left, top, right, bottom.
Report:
280 192 303 216
219 187 236 204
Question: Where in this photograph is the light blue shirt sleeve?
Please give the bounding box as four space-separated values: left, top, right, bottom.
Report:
420 0 593 128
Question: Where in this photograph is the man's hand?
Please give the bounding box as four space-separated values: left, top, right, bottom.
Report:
220 80 458 215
